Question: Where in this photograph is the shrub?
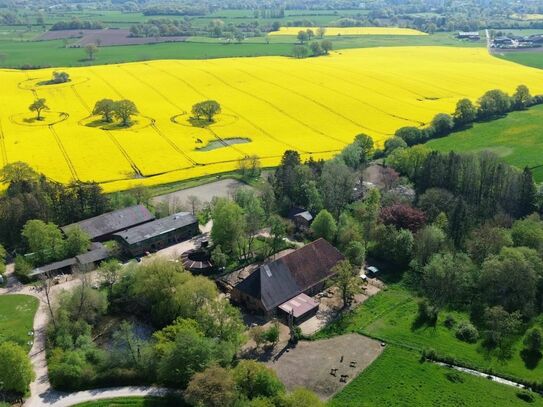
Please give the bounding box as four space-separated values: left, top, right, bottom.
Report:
416 299 438 326
516 391 535 403
455 321 479 343
445 371 464 383
444 314 456 329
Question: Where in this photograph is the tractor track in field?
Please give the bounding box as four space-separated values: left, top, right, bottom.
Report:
48 125 79 181
256 62 426 126
0 119 8 166
152 62 305 153
104 130 143 177
230 63 399 134
194 65 349 145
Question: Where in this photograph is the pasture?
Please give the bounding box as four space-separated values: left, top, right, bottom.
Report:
269 26 426 36
1 47 542 192
330 345 543 407
0 294 39 350
426 104 543 181
316 285 543 383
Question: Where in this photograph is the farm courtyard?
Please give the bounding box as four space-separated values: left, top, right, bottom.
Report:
1 46 542 192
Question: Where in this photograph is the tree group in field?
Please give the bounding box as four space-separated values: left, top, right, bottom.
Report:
93 99 139 127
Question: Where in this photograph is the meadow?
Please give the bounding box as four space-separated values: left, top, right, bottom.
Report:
1 46 542 192
316 285 543 383
0 294 39 350
427 104 543 181
498 51 543 70
329 345 543 406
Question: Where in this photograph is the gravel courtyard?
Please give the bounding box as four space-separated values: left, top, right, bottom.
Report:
267 334 384 400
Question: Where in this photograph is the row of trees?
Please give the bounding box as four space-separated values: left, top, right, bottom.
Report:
393 85 540 147
292 40 333 58
0 162 109 250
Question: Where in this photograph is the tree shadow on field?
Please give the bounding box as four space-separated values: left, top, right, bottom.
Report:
521 349 542 370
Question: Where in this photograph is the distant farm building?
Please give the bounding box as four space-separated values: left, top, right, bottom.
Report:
113 212 199 257
231 238 344 321
457 31 480 40
62 205 155 242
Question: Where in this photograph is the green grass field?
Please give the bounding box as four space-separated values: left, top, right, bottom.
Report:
72 396 185 407
498 51 543 70
0 32 481 68
330 346 543 406
0 294 39 350
426 104 543 181
316 285 543 383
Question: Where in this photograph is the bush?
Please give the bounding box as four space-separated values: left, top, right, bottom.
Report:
516 391 535 403
444 314 456 329
445 371 464 383
416 299 438 326
455 321 479 343
14 255 32 283
420 347 438 361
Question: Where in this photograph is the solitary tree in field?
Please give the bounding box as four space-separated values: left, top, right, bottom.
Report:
114 99 138 126
84 44 98 60
192 100 221 123
29 98 48 120
93 99 116 122
316 27 326 38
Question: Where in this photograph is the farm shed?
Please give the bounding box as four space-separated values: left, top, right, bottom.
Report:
113 212 199 257
29 257 77 279
75 245 111 272
278 293 319 324
231 238 344 317
61 205 155 242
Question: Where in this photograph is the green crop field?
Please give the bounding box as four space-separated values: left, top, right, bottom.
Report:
426 104 543 181
498 51 543 70
330 346 543 407
316 285 543 383
0 294 39 350
0 32 482 68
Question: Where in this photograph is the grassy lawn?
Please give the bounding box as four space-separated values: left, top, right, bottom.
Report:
329 345 543 407
316 285 543 383
0 32 482 68
71 396 185 407
426 104 543 181
0 294 39 350
498 51 543 70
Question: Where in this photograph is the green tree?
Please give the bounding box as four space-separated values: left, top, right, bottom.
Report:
524 328 543 354
84 44 98 60
92 99 116 122
311 209 337 241
309 41 323 56
297 30 308 43
316 27 326 38
211 198 246 255
453 98 477 127
321 40 333 54
333 260 358 308
395 126 425 146
292 45 309 58
430 113 454 137
192 100 221 123
319 160 355 216
511 214 543 253
233 360 285 400
185 366 237 407
211 245 228 270
336 212 362 250
63 225 91 257
344 241 365 267
478 89 511 118
283 388 324 407
384 136 407 155
0 342 35 394
466 225 512 265
339 133 374 169
29 98 48 120
483 306 521 349
22 219 65 264
512 84 533 110
113 99 138 126
413 225 446 267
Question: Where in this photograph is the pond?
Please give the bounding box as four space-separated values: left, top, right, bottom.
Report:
196 137 251 151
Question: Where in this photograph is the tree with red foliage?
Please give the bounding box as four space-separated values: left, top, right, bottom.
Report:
380 204 426 232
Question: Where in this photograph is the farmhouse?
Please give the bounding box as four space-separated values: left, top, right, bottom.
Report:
457 31 480 40
231 238 344 320
61 205 155 242
113 212 199 257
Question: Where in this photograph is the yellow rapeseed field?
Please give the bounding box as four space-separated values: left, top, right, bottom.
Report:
510 13 543 21
269 26 426 36
0 46 542 192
